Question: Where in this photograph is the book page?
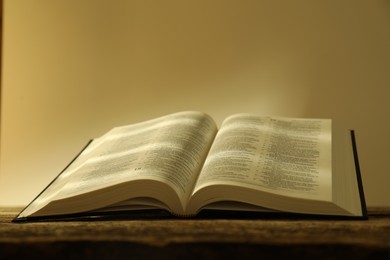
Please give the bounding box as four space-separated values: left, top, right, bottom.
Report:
21 111 217 216
193 114 332 201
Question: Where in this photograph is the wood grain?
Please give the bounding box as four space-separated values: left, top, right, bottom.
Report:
1 207 389 259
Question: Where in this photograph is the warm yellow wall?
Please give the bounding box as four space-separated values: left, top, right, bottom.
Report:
1 0 389 206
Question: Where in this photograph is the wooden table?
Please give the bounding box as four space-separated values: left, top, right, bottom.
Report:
1 207 389 259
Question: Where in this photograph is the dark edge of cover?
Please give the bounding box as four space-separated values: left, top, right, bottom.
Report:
350 130 368 220
12 140 94 223
9 209 372 223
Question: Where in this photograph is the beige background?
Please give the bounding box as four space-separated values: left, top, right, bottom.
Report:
1 0 389 207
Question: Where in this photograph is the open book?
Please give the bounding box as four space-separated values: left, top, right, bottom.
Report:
13 111 367 222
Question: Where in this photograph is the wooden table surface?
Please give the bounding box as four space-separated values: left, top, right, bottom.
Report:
1 207 389 259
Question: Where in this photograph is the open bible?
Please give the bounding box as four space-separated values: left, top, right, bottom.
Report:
13 111 367 222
